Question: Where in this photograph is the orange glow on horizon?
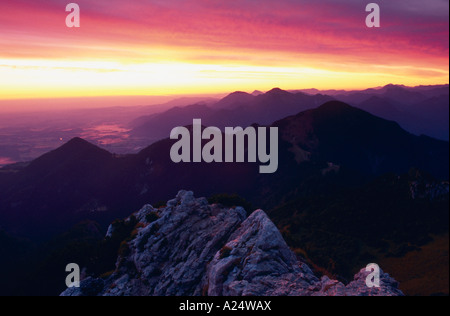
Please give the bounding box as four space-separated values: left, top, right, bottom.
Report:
1 57 447 101
0 0 448 107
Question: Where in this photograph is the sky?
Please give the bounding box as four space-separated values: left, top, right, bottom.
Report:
0 0 448 110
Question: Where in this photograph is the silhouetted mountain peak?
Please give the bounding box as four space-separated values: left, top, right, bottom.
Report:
379 84 426 103
265 88 291 96
25 137 112 174
219 91 255 103
228 91 251 97
382 84 407 92
312 101 405 133
251 90 264 96
58 137 109 156
384 83 403 88
64 137 93 148
215 91 255 109
274 100 448 179
316 100 354 113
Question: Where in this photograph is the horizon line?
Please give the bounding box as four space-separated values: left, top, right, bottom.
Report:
0 82 448 114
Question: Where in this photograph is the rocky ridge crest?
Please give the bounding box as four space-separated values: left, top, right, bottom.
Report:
62 191 403 296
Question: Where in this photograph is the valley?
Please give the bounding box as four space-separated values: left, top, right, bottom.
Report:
0 86 448 296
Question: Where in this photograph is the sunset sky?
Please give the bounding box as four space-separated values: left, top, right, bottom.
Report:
0 0 448 109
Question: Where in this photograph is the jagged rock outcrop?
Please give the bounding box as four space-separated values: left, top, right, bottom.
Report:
61 191 404 296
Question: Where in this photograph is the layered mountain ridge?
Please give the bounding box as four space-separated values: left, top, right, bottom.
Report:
0 101 448 238
1 98 448 296
130 85 449 143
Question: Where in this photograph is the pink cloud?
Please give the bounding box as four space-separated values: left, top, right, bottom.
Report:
0 0 448 71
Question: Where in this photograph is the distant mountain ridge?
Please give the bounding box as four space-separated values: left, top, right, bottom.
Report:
130 85 449 144
1 100 448 238
0 99 448 296
329 84 449 140
130 88 333 141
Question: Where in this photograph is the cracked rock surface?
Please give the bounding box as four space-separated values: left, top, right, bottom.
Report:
61 191 404 296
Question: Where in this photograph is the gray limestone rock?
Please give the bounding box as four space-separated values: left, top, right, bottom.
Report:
61 191 403 297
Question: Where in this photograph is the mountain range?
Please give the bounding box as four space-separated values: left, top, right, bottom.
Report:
0 96 448 296
333 84 449 140
130 85 449 144
1 101 447 237
130 88 333 142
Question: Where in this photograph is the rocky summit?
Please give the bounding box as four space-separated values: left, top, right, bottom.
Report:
61 190 404 296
